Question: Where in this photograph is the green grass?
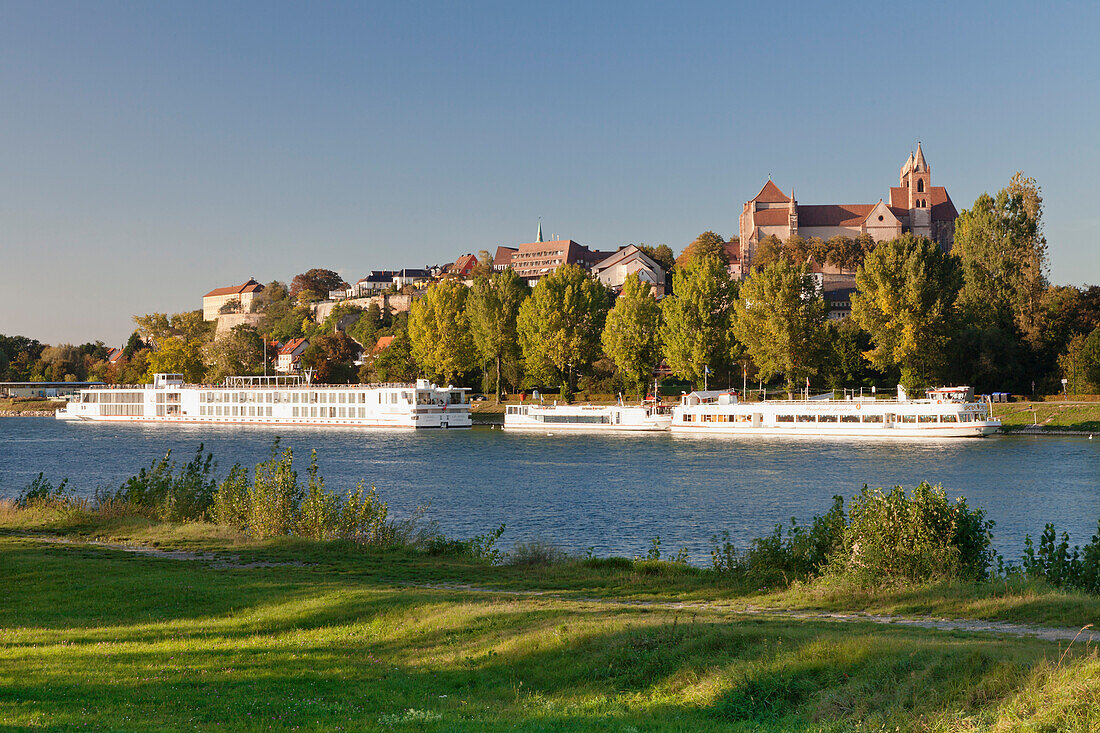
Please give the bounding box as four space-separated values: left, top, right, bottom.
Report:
3 511 1100 730
995 402 1100 433
0 397 63 413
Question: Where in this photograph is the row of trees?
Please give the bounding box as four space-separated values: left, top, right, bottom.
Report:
4 173 1099 396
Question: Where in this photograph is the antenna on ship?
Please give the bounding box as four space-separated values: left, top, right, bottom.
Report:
304 368 315 385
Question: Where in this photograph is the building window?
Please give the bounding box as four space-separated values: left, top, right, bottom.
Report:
917 179 925 193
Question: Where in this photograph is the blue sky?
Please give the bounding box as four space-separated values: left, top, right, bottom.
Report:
2 1 1097 345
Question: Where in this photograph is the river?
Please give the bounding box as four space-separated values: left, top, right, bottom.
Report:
1 418 1097 563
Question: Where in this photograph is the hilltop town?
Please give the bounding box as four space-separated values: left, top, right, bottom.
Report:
2 147 1098 403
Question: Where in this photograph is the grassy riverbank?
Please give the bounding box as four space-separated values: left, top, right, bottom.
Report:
3 508 1099 731
995 401 1100 433
0 397 63 414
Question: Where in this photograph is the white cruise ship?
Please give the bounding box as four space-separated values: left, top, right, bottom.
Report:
671 386 1000 438
503 402 672 432
56 373 471 429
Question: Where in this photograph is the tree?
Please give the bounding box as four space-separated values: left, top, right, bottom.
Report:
602 274 662 397
660 255 736 384
752 235 785 269
953 173 1048 336
638 244 676 275
408 279 477 384
676 231 729 267
144 338 204 383
466 269 529 400
38 344 86 382
851 234 962 391
731 259 825 391
302 331 359 384
290 269 348 299
362 327 417 384
203 325 265 382
517 264 610 396
818 318 890 389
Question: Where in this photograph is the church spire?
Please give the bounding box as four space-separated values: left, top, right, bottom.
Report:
537 219 543 242
914 141 927 171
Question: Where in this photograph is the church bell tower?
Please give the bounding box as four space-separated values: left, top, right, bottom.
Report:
901 143 933 237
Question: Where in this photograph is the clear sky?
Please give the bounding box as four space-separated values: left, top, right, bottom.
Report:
2 1 1097 345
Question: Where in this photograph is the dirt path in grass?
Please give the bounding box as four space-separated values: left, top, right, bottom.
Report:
16 535 1097 643
403 581 1099 644
21 535 308 569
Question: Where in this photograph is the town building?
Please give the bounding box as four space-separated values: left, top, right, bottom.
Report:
591 245 666 296
449 254 479 277
738 143 958 269
353 271 398 298
202 279 264 321
276 338 309 374
393 268 431 289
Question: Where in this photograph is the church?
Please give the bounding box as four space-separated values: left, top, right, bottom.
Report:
738 143 958 268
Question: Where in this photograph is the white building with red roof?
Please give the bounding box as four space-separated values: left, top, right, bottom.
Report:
202 278 265 321
276 338 309 374
738 144 958 271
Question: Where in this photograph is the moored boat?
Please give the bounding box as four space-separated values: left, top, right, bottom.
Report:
55 373 471 429
503 402 672 432
671 385 1000 438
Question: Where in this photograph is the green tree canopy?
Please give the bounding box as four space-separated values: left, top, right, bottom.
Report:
676 231 729 268
408 279 476 384
290 269 348 300
517 264 610 395
751 235 785 269
731 259 825 391
203 325 265 382
637 244 676 275
602 273 662 397
144 337 205 383
851 234 962 391
466 269 529 400
953 172 1048 336
659 255 736 385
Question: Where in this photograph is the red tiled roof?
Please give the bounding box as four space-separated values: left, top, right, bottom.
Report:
279 337 308 356
723 241 741 262
106 348 124 363
204 278 263 298
753 209 791 226
796 204 874 228
373 335 395 352
450 254 478 274
889 186 957 221
752 180 791 203
494 246 517 266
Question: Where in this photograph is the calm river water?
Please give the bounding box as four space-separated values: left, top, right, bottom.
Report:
1 418 1097 562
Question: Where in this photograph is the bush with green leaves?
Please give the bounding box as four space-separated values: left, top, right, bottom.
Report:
833 482 994 583
1020 521 1100 594
98 445 216 521
16 474 77 510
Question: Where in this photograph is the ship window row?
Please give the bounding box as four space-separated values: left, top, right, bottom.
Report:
102 404 144 416
536 414 610 424
81 392 143 403
199 391 413 405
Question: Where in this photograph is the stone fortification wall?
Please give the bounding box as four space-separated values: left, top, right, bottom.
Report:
214 313 264 339
312 293 416 324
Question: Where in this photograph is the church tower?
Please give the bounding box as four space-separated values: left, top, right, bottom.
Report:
900 143 932 238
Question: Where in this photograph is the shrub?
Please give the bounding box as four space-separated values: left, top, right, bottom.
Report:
101 445 216 521
247 443 301 540
297 451 339 540
16 474 78 510
1021 520 1100 594
832 482 994 583
508 539 570 567
210 464 250 529
336 482 390 545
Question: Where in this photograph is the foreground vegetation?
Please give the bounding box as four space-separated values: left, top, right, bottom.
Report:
4 446 1100 729
3 508 1100 731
